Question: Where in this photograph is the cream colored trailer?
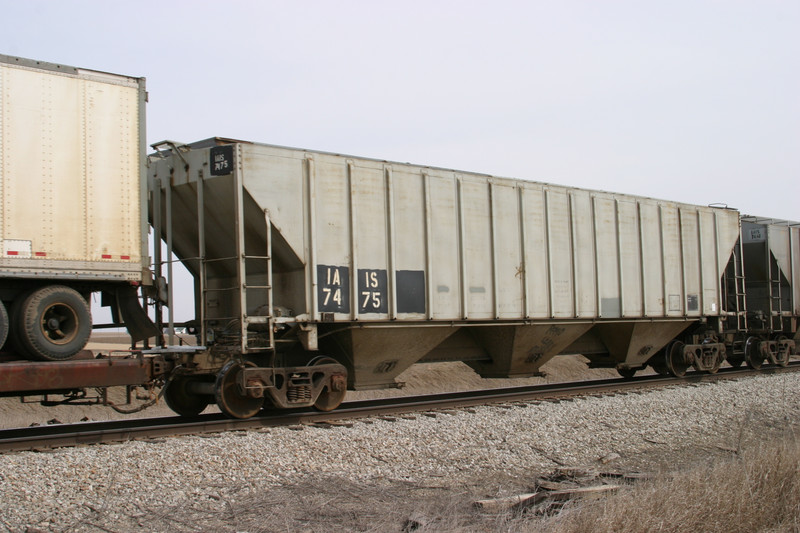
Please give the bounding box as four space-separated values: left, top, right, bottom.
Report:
0 55 151 360
150 138 742 389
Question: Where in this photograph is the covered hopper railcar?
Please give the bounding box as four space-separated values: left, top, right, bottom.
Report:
144 138 797 417
729 217 800 369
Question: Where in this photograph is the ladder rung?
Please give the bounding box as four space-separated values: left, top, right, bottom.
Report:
245 316 271 324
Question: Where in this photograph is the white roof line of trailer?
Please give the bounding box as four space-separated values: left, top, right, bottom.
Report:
0 54 143 85
0 53 77 74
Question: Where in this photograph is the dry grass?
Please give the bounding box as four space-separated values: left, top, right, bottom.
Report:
534 432 800 533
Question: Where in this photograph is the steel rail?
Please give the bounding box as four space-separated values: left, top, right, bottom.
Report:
1 363 798 453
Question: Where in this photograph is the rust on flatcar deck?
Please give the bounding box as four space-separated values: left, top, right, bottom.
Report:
0 355 166 394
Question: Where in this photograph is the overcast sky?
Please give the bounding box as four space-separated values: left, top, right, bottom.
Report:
2 1 798 322
3 0 797 220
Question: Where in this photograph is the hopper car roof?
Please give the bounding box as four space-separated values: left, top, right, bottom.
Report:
155 136 744 215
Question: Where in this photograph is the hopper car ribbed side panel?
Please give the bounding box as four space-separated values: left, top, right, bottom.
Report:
149 138 740 324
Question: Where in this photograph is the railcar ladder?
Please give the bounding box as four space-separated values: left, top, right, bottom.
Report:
727 236 748 333
768 251 784 333
721 235 749 361
196 170 275 355
198 224 274 354
232 210 275 354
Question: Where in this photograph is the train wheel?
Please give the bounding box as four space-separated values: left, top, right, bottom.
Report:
665 341 688 377
651 362 670 375
745 336 764 370
726 357 744 368
19 286 91 361
310 356 347 412
4 290 32 356
0 301 8 351
215 361 263 419
617 367 636 379
164 376 211 416
651 349 670 375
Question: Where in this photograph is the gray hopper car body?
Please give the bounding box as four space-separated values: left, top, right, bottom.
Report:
148 138 742 392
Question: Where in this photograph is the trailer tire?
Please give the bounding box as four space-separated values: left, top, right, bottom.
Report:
19 285 92 361
0 301 8 351
5 289 35 357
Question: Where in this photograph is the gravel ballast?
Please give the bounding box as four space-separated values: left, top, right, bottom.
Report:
1 372 799 531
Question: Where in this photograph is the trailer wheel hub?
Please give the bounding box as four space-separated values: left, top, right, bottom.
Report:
41 303 79 345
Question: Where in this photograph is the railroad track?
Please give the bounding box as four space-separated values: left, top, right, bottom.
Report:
2 363 798 453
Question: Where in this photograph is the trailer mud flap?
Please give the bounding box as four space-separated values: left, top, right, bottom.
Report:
113 286 160 342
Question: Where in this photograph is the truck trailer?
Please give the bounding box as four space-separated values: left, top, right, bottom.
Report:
0 54 157 362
